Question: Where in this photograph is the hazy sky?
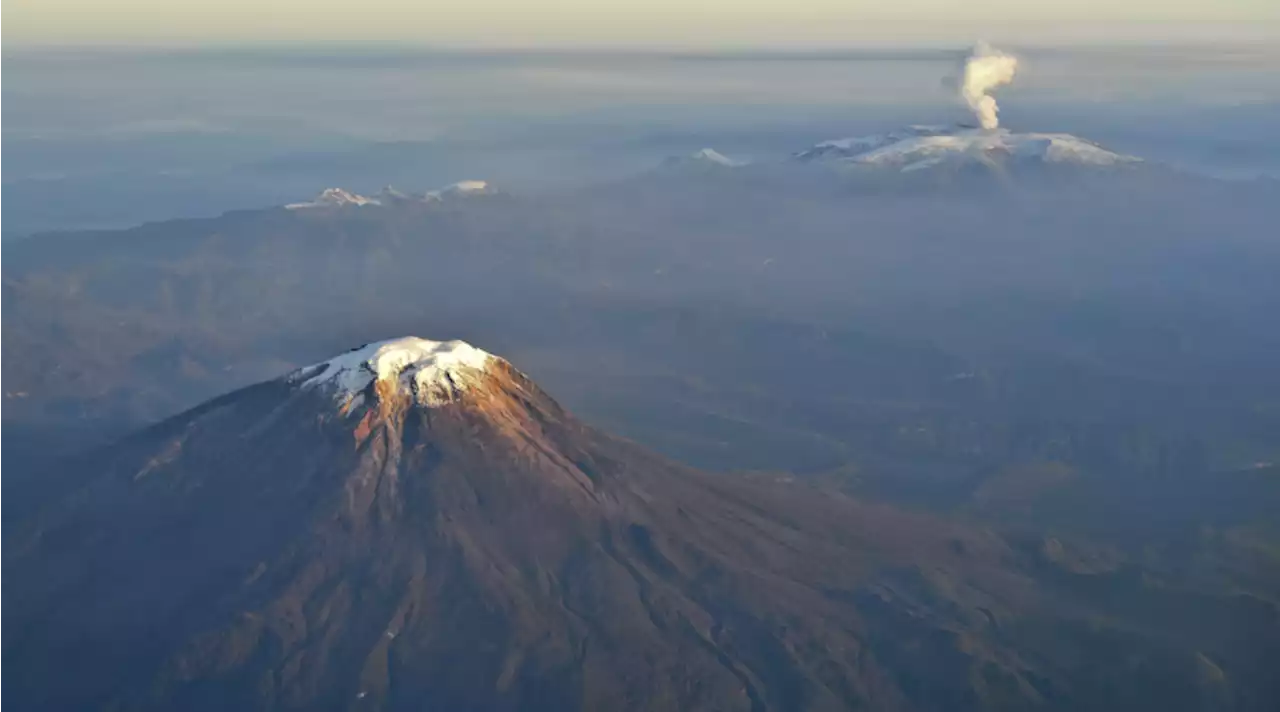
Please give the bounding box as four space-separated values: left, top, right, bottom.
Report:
5 0 1280 48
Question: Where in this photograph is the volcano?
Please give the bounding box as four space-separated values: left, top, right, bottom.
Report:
793 125 1141 173
5 338 1273 711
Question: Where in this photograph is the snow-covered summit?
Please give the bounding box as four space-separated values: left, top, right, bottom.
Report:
286 182 495 210
689 148 742 166
293 337 496 407
663 148 744 169
793 125 956 162
286 188 381 210
795 126 1140 172
425 180 493 200
377 185 412 202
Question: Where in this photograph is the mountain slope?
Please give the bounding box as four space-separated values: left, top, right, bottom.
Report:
6 337 1277 712
2 338 985 711
794 125 1140 173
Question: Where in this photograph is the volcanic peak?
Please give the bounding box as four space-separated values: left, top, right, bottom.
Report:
292 337 496 407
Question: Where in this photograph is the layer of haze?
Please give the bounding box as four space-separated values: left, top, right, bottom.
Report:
5 1 1280 47
4 44 1280 236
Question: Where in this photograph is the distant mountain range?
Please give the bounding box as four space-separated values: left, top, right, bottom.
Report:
276 125 1151 211
4 123 1277 473
286 180 497 209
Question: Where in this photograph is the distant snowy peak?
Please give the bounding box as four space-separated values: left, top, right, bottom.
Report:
663 148 745 169
287 182 495 210
286 188 381 210
793 125 957 162
856 130 1141 171
425 180 494 200
292 337 499 408
377 185 412 202
796 126 1141 172
689 148 743 166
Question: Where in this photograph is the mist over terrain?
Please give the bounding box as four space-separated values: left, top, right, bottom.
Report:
5 45 1280 235
4 43 1280 711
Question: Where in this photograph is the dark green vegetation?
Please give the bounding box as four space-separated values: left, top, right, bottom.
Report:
4 164 1280 709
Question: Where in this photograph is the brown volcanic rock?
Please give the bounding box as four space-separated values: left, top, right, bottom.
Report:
5 339 1273 712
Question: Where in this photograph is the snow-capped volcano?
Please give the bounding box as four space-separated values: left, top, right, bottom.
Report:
10 325 1266 711
795 125 1140 172
12 328 1009 711
292 337 497 407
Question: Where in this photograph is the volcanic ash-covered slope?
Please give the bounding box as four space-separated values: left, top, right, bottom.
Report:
5 338 1268 712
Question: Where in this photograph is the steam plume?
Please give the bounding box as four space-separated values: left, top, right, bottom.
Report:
960 42 1018 130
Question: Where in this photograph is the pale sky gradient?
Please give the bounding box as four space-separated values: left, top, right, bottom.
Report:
5 0 1280 48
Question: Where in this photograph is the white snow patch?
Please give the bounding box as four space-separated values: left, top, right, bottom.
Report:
286 188 381 210
377 185 412 202
660 148 746 169
798 126 1141 171
794 125 953 161
855 129 1139 168
796 126 1140 171
425 180 492 200
689 148 742 166
293 337 495 407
